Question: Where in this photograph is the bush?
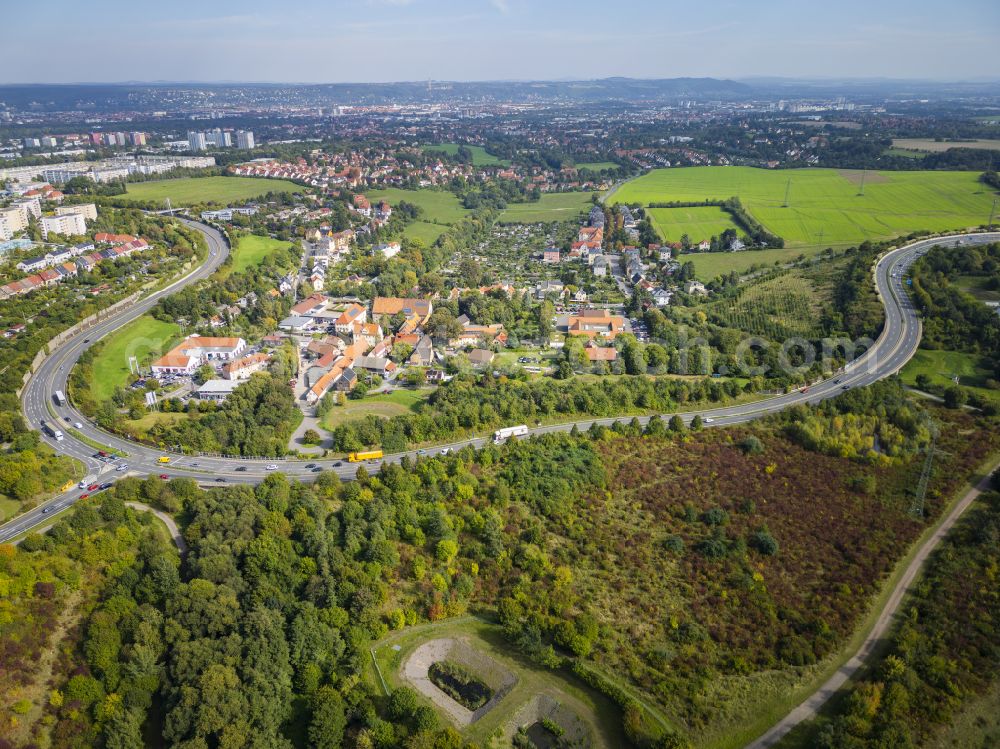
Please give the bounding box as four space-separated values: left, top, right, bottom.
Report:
738 435 765 455
750 527 779 556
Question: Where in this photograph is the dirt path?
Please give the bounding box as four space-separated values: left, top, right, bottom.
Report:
746 461 1000 747
126 501 187 554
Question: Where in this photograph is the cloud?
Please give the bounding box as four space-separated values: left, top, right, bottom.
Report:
489 0 510 12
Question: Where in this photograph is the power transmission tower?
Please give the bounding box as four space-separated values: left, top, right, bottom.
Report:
858 168 867 196
910 419 942 518
783 178 792 208
989 197 998 230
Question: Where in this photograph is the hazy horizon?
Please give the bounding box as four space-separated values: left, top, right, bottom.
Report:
4 0 998 85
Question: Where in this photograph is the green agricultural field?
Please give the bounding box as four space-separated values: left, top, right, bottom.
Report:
648 206 741 244
322 388 432 430
229 234 292 274
891 138 1000 152
575 162 620 172
613 166 997 252
118 176 302 206
499 192 598 223
89 315 180 401
421 143 510 166
366 188 471 225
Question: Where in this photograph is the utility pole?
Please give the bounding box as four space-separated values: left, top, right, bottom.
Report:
989 197 998 230
783 178 791 208
858 168 867 196
165 197 172 215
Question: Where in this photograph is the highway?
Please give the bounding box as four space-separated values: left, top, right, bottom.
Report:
1 228 998 543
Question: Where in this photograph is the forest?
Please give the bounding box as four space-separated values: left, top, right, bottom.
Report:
5 380 998 749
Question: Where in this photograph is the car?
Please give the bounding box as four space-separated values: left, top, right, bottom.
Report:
266 464 278 471
79 493 90 500
83 338 90 343
116 464 128 471
65 416 72 422
841 384 850 390
99 482 112 490
98 450 109 457
74 422 83 429
312 467 323 472
417 449 427 454
305 463 316 469
87 483 99 491
78 480 88 489
42 506 52 514
191 462 198 467
334 461 343 467
704 417 714 424
159 474 169 480
235 466 247 472
833 378 841 384
215 478 226 482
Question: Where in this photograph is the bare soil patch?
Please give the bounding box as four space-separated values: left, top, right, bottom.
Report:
402 637 517 726
838 169 888 185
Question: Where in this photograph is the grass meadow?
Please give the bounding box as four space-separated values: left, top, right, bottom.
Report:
366 188 471 225
321 388 432 430
499 192 598 223
89 315 180 401
900 348 1000 407
229 234 293 274
575 161 620 172
616 166 994 239
119 176 302 206
421 143 510 166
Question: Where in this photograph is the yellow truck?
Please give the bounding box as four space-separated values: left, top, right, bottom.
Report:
348 449 383 463
158 456 171 464
61 480 76 492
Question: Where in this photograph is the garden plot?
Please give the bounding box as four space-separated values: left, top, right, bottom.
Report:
402 637 517 727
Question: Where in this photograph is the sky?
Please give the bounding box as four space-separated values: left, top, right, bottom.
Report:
3 0 999 84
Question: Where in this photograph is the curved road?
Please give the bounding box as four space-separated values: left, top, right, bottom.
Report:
2 231 998 547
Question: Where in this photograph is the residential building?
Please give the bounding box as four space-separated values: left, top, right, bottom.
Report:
55 203 98 221
408 335 435 366
40 213 86 239
353 355 397 377
468 349 495 368
543 249 561 264
222 352 270 380
371 297 433 324
236 130 255 150
352 322 384 348
334 303 367 333
187 131 207 151
150 336 247 376
684 280 708 296
374 241 401 259
567 309 626 340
